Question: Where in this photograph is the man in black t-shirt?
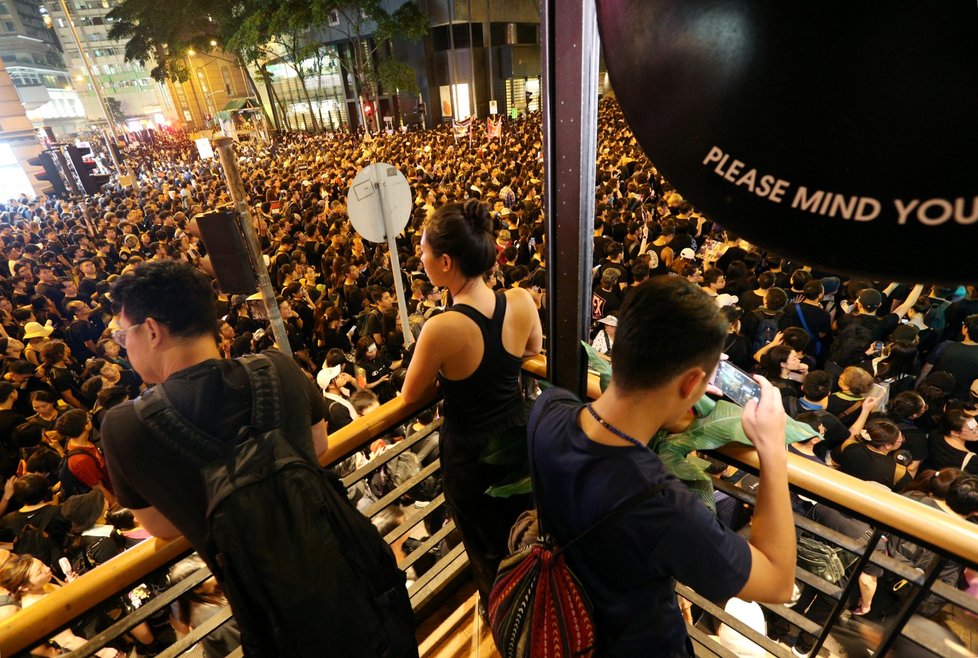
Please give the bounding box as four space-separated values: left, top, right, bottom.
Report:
101 262 332 653
919 314 978 400
835 284 924 341
780 280 832 360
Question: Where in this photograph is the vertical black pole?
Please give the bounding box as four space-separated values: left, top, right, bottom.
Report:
542 0 600 396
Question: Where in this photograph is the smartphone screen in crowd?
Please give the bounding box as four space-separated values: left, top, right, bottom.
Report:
712 360 762 407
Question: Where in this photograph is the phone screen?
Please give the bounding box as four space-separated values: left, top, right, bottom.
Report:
712 360 762 407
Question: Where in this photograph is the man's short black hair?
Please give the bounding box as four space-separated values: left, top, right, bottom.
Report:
612 277 726 393
802 371 832 401
14 474 52 505
0 381 14 405
764 287 789 311
803 280 824 301
110 261 218 339
964 314 978 341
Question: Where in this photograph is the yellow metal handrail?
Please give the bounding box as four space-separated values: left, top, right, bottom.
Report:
0 387 438 655
4 356 978 654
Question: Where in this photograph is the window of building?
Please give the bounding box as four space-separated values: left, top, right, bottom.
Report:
0 3 9 15
221 65 233 95
432 25 450 51
516 23 537 44
91 16 102 25
451 24 469 48
3 21 14 31
327 9 340 26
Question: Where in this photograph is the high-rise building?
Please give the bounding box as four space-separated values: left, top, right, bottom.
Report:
44 0 176 130
0 57 54 198
0 0 85 134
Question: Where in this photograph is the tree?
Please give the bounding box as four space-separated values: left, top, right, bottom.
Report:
227 2 323 132
105 97 127 124
312 1 427 132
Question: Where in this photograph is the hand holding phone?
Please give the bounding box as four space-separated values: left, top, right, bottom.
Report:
711 360 762 407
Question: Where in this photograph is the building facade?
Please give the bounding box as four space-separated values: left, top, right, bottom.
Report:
0 57 51 199
44 0 176 130
0 0 85 134
163 47 252 132
250 0 543 134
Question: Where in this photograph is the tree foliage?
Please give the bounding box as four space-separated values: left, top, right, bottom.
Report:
108 0 428 129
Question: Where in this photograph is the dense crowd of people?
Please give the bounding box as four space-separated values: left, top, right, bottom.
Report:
0 96 974 654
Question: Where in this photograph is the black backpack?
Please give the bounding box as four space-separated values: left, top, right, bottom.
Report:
751 310 782 353
134 354 417 658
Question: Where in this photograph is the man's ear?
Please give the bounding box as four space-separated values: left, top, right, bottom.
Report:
142 317 165 346
677 367 707 401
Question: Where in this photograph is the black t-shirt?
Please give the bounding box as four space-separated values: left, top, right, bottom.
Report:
0 409 26 478
927 341 978 400
920 433 978 475
780 302 832 357
0 505 70 558
739 289 765 315
892 417 928 463
591 287 621 323
836 311 900 342
832 441 910 490
826 393 865 427
101 350 327 553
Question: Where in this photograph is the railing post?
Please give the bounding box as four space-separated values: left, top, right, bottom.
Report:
541 0 600 397
872 554 947 656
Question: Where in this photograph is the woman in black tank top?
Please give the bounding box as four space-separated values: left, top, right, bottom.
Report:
402 200 543 609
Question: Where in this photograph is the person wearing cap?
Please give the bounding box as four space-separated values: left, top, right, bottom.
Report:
834 283 923 341
919 314 978 400
591 315 617 360
317 357 358 432
591 267 622 330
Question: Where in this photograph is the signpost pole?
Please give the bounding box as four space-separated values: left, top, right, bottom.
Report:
370 166 415 348
213 136 292 356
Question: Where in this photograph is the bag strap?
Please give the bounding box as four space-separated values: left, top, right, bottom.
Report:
134 353 283 466
963 452 976 470
841 398 864 419
134 384 222 467
238 353 281 432
556 481 669 557
794 303 822 354
528 393 669 554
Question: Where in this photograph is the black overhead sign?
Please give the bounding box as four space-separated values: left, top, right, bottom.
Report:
597 0 978 283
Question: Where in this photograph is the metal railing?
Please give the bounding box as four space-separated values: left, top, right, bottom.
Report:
0 388 443 656
5 356 978 657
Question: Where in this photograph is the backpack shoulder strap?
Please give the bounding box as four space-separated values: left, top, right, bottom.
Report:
238 353 281 432
133 384 222 467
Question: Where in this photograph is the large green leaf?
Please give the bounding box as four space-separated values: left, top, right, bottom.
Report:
486 474 532 498
582 342 613 392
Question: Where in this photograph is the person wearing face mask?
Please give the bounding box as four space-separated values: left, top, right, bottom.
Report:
355 337 395 403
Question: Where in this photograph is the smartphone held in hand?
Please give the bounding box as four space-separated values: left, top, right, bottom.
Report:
712 360 762 407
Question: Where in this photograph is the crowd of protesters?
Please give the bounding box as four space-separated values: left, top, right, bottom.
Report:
0 96 974 654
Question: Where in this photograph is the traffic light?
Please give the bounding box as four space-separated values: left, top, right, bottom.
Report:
65 144 111 195
187 210 258 294
26 151 68 197
363 101 373 117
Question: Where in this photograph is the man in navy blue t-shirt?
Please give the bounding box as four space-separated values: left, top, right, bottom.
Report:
531 277 796 656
